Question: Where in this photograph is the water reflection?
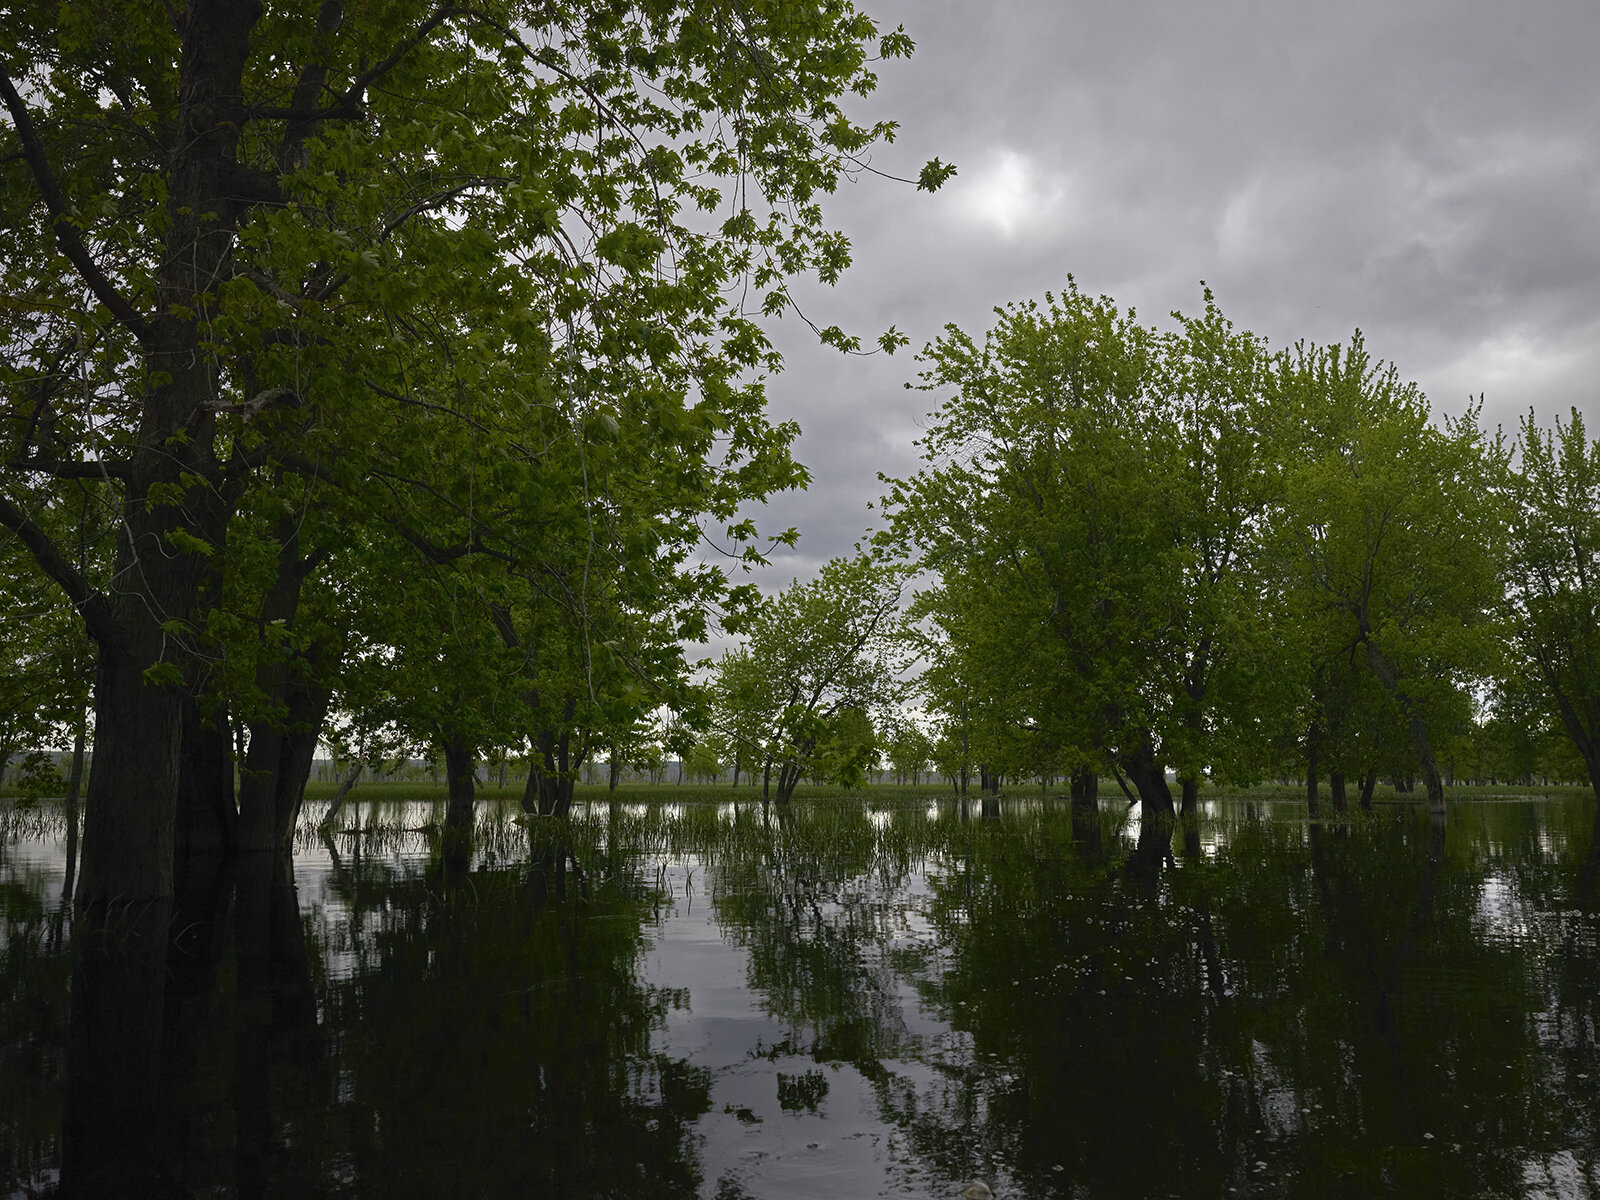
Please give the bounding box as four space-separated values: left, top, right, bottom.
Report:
2 795 1599 1197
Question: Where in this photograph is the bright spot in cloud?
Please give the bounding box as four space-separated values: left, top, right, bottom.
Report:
954 148 1066 239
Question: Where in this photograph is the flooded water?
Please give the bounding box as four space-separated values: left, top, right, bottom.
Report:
4 792 1600 1198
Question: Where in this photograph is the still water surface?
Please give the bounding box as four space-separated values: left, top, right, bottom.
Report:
4 793 1600 1198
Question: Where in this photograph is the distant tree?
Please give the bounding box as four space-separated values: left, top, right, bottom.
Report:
885 720 935 785
708 556 902 803
683 739 725 785
808 706 880 789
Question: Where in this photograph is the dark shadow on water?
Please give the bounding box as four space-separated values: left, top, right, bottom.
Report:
9 793 1600 1197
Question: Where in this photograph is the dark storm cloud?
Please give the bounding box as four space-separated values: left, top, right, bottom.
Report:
743 0 1600 583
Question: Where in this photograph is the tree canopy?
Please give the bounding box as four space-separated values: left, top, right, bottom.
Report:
0 0 946 905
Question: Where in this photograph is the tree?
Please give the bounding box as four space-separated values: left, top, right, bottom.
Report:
1506 408 1600 804
708 556 902 803
1 0 946 906
1273 337 1508 817
885 283 1285 821
884 719 934 785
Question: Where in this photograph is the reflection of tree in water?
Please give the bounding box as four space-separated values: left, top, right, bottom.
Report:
681 799 1600 1199
4 805 714 1198
904 807 1600 1197
7 795 1600 1197
280 826 712 1198
0 837 72 1196
695 802 922 1074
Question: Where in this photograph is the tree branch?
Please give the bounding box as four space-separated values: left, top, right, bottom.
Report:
244 4 464 128
0 490 107 637
0 66 155 343
9 455 132 481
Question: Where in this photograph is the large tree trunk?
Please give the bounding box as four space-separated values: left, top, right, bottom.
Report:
442 735 476 845
78 640 183 908
75 0 264 911
236 517 313 853
1120 728 1175 821
1359 765 1378 811
1330 769 1347 814
175 694 237 875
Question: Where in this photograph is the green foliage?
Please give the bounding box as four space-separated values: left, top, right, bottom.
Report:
885 282 1289 803
707 556 903 801
0 0 943 864
885 284 1511 809
1506 407 1600 790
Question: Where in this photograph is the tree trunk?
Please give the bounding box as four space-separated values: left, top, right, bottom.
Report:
1119 728 1175 821
62 710 87 902
273 667 331 845
775 758 803 804
175 694 237 875
1180 775 1199 817
1306 722 1321 820
1363 639 1445 817
78 641 182 907
73 0 265 911
443 735 476 844
1330 769 1347 814
1359 766 1378 811
318 756 365 832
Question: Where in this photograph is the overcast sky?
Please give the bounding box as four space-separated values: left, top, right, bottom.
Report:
737 0 1600 587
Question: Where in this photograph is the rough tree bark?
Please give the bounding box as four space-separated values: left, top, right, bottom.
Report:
442 735 476 845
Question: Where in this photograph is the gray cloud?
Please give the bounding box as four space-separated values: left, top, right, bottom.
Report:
739 0 1600 586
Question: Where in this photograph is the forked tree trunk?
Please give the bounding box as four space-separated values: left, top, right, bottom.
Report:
1120 728 1175 821
1359 766 1378 811
775 758 804 804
